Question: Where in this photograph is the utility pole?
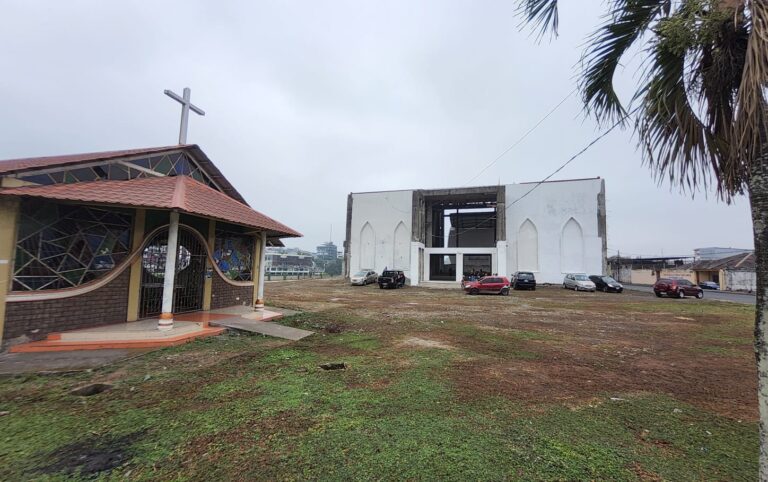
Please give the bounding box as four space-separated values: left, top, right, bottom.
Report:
164 87 205 144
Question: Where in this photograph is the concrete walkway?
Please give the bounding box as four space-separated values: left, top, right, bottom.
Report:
210 318 313 341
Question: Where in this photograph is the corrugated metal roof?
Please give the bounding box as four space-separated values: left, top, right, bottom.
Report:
691 252 755 271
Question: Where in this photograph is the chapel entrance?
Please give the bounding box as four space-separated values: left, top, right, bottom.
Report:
139 226 207 318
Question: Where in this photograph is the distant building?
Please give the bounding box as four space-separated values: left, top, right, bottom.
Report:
692 252 755 291
316 241 338 261
265 247 319 275
609 255 695 285
694 247 754 261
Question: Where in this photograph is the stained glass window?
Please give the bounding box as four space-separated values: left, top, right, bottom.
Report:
18 153 217 190
213 230 254 281
12 201 133 291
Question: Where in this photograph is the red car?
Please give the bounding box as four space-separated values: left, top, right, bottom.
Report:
653 278 704 299
463 276 510 296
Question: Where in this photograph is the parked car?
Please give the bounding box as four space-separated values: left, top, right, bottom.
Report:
589 275 624 293
699 281 720 290
653 278 704 299
379 270 406 289
350 270 377 286
464 276 511 295
563 273 596 292
511 271 536 290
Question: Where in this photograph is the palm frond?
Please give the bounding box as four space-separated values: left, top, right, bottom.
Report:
732 0 768 182
581 0 671 124
517 0 559 40
637 36 722 197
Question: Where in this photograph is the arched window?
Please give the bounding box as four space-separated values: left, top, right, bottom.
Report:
393 221 409 270
561 217 584 273
360 222 375 269
517 219 539 271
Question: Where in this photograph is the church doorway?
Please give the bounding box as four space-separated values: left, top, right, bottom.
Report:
139 226 207 318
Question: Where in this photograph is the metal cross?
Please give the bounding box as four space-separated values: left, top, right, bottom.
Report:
164 87 205 145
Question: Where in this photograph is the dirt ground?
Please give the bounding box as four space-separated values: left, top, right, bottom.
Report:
267 279 757 421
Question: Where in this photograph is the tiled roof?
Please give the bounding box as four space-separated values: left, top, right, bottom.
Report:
0 175 301 238
691 252 755 271
0 144 248 205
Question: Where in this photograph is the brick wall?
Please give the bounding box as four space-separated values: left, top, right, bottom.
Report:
3 270 130 347
211 272 253 309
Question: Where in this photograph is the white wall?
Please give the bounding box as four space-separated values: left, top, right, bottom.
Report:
349 190 413 277
725 270 756 292
506 179 605 284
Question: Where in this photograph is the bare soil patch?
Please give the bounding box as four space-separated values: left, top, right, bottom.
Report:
269 279 757 420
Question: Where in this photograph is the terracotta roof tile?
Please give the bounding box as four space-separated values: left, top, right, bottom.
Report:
0 176 301 238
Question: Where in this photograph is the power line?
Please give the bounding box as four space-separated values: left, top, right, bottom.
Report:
463 88 577 187
438 109 634 240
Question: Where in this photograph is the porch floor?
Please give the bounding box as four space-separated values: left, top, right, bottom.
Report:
8 306 286 353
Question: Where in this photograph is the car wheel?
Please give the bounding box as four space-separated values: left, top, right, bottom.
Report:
696 291 704 299
532 287 536 291
501 288 509 296
678 289 685 299
563 283 567 289
602 286 608 293
655 291 662 297
470 288 479 295
379 284 383 289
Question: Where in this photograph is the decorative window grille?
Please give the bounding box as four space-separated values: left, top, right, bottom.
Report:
12 201 133 291
213 229 254 281
18 153 217 189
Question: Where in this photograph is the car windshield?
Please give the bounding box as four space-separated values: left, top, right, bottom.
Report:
354 271 367 277
382 271 396 277
602 276 617 283
574 274 589 281
518 273 534 280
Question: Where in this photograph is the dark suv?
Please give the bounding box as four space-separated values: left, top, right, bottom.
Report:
589 275 623 293
511 271 536 290
379 270 406 289
653 278 703 299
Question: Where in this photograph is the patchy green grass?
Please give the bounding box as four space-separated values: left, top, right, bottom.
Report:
0 282 758 480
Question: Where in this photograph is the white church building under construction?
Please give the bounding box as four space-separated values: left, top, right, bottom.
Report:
344 178 607 285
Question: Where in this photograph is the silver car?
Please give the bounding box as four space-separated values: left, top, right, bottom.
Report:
563 273 596 292
351 270 377 286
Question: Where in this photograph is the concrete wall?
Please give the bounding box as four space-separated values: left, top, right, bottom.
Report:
725 270 756 292
348 190 414 278
505 179 605 284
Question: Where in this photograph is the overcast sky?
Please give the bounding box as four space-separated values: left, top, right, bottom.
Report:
0 1 753 256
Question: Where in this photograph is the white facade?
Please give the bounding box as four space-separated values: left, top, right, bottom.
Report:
345 178 606 285
347 189 414 277
505 179 605 283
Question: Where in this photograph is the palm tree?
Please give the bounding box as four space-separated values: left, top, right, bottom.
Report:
517 0 768 474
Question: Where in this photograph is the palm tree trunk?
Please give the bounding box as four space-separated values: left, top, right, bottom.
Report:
749 126 768 479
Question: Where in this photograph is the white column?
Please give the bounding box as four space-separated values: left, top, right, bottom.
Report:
158 211 180 331
255 231 267 310
496 241 508 277
455 253 464 283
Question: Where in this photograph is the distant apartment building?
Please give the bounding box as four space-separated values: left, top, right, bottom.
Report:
316 241 339 261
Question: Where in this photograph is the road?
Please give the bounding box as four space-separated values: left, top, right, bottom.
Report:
624 284 755 305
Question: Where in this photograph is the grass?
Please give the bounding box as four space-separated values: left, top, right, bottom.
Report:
0 281 758 480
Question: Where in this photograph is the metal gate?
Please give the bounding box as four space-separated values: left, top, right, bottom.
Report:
139 226 207 318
